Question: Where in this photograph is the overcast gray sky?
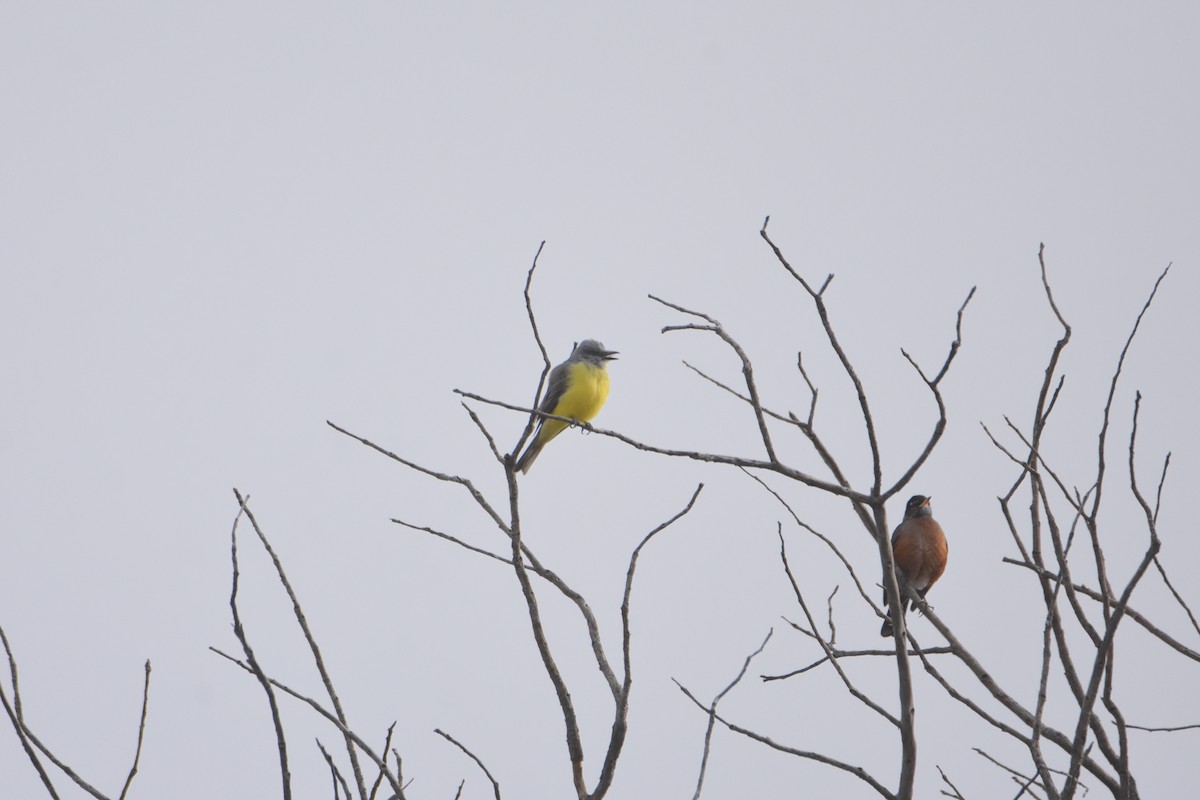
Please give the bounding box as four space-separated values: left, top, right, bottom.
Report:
2 3 1197 798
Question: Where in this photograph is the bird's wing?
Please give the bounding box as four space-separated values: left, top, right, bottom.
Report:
885 521 907 604
537 360 573 418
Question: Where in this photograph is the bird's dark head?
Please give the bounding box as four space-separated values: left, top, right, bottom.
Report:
575 339 619 363
904 495 933 519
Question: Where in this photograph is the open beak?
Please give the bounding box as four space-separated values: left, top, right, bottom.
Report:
604 350 619 361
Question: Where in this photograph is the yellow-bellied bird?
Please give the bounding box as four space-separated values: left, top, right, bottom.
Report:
881 495 948 637
516 339 618 474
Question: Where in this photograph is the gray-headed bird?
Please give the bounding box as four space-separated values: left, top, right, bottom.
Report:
516 339 618 474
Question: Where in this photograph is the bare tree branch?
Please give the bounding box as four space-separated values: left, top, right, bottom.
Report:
1002 559 1200 663
328 420 511 535
367 724 397 800
0 630 153 800
0 624 61 800
914 608 1122 796
234 489 369 800
210 648 405 799
825 585 840 645
503 474 585 797
1127 722 1200 733
317 738 354 800
391 517 512 565
778 527 899 726
682 628 773 800
452 387 872 502
226 499 292 800
461 401 503 464
116 660 152 800
937 764 967 799
743 469 880 615
761 644 952 683
651 295 779 464
973 747 1047 799
435 728 502 800
510 240 556 467
589 484 704 798
885 286 975 500
1086 264 1170 529
759 217 885 496
676 677 894 798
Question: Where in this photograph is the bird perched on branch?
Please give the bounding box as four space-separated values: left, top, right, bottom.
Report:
881 494 948 637
516 339 618 474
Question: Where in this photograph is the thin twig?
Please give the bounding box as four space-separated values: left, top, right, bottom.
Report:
367 724 397 800
937 765 966 799
460 402 503 463
796 351 818 428
0 625 61 799
759 218 883 495
435 728 501 800
597 484 704 798
1127 722 1200 733
743 470 880 617
915 607 1121 795
117 660 152 800
682 629 774 800
825 586 839 646
328 421 510 535
885 286 975 500
210 648 405 799
679 360 795 429
1086 263 1170 528
1060 395 1164 800
391 518 511 566
227 498 292 800
761 645 952 682
236 489 373 800
676 678 893 798
1002 559 1200 663
501 480 586 797
510 241 553 467
974 747 1045 799
651 295 779 464
777 528 898 726
317 738 354 800
452 388 868 501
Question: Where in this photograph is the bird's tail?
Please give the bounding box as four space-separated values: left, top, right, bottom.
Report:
880 602 907 638
515 438 545 474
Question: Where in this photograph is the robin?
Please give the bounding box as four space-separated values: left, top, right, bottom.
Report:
881 494 948 637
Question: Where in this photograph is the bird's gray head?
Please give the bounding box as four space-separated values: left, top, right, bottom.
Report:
573 339 619 364
904 495 933 519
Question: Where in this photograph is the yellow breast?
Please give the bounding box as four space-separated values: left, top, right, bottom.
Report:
554 360 611 422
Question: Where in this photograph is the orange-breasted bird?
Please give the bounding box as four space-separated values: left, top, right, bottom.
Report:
881 494 948 638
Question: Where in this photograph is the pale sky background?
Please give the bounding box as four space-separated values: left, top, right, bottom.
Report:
2 3 1198 798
